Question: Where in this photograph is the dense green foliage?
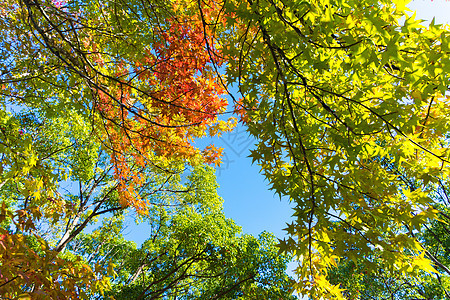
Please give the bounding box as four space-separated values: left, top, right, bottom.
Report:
328 205 450 299
68 166 295 299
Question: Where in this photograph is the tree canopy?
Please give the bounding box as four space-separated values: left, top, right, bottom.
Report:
1 0 450 298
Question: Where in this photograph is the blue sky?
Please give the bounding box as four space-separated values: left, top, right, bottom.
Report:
408 0 450 24
203 123 293 238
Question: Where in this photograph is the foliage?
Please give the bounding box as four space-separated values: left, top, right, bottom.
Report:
2 0 450 298
205 0 450 297
0 0 235 212
0 0 238 297
0 109 113 298
0 103 294 298
328 258 450 300
328 203 450 299
0 1 295 298
69 166 295 299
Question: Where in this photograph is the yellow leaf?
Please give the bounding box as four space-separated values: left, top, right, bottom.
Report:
414 253 438 274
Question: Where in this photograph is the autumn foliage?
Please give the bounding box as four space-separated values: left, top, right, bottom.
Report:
94 12 233 212
0 0 235 297
2 0 450 298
